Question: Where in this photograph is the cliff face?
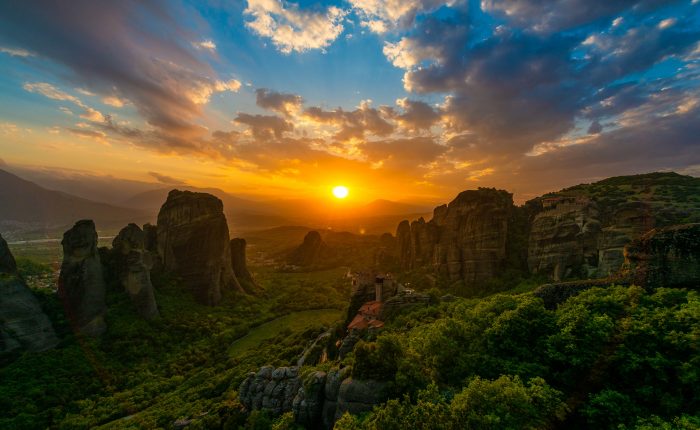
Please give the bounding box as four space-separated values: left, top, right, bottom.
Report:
397 188 513 288
112 223 159 319
623 223 700 289
1 234 58 354
527 197 601 280
396 173 700 285
156 190 241 305
58 220 107 336
230 238 257 292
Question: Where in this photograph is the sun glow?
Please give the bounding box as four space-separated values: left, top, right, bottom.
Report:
332 185 349 199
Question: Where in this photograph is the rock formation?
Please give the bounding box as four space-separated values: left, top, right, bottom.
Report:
156 190 241 305
239 365 384 429
230 238 257 292
58 220 107 336
396 188 513 289
527 196 601 280
112 224 159 319
0 234 58 354
287 231 329 267
622 223 700 289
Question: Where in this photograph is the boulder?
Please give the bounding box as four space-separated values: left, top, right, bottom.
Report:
0 234 58 354
156 190 242 305
112 224 159 319
230 238 257 292
58 220 107 336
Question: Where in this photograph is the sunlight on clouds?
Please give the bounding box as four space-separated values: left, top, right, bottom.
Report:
244 0 347 54
350 0 455 33
193 40 217 52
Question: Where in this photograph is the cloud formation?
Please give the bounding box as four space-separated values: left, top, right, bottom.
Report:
256 88 304 116
148 171 187 185
244 0 347 53
0 0 239 143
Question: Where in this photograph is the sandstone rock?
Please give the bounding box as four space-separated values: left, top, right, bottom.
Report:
0 234 16 274
335 378 388 421
230 238 257 292
0 234 58 354
156 190 242 305
58 220 107 336
287 231 329 267
623 223 700 289
239 365 302 417
396 188 513 290
112 224 159 319
527 197 601 281
293 371 327 428
396 220 412 270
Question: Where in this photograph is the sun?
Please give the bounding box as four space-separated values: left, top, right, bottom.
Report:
332 185 349 199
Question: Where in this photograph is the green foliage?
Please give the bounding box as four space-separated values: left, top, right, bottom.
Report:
336 377 566 430
14 257 52 277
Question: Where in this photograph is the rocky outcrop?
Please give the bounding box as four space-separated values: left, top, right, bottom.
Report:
596 202 655 276
287 231 330 267
58 220 107 336
240 365 383 429
528 197 601 281
623 223 700 289
397 188 513 289
156 190 241 305
1 234 58 354
239 366 302 416
112 224 159 319
230 238 257 292
380 291 432 320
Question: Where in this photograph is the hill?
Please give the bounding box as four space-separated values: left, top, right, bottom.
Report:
0 169 148 239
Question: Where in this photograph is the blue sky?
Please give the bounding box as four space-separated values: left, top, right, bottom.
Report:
0 0 698 203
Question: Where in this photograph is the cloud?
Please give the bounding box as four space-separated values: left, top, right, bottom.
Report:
303 100 395 141
350 0 455 33
234 113 294 140
361 136 447 170
0 0 239 143
0 158 6 167
256 88 303 116
193 40 217 52
392 98 440 131
481 0 683 33
244 0 347 53
0 46 34 57
148 171 187 185
24 82 106 122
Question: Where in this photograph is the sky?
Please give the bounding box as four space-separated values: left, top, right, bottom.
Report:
0 0 699 205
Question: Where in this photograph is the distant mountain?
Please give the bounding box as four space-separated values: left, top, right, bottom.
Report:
358 199 431 217
122 186 264 214
4 165 163 205
0 169 148 239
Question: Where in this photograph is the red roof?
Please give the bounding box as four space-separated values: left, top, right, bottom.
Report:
347 301 384 330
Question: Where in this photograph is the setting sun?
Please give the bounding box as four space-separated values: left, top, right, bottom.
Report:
332 185 349 199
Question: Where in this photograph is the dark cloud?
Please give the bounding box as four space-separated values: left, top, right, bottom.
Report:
361 137 447 170
255 88 303 116
234 113 293 140
303 102 395 141
587 120 602 134
391 99 441 131
0 0 239 143
148 171 187 185
481 0 682 33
